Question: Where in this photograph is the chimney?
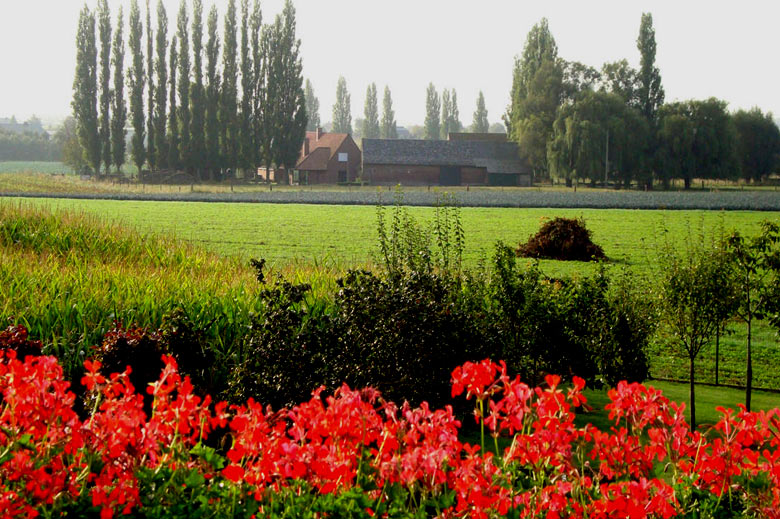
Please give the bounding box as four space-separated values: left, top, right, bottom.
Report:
316 127 323 141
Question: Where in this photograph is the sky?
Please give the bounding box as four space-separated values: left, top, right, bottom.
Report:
1 0 779 129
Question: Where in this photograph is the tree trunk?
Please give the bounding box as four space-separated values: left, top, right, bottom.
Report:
684 176 691 190
565 177 572 188
689 354 696 430
715 325 720 386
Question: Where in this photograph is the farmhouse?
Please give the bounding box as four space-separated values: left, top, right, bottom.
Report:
362 133 532 186
295 128 361 184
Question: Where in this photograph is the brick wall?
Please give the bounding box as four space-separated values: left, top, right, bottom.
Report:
365 165 441 185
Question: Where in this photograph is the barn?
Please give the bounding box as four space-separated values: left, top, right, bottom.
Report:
362 133 532 187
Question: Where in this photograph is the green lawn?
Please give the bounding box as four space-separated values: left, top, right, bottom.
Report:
0 162 73 174
9 197 776 278
579 380 780 432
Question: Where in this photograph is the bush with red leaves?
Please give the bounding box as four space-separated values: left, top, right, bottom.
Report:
0 323 42 360
517 217 606 262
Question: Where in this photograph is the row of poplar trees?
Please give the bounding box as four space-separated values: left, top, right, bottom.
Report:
505 14 780 188
72 0 306 182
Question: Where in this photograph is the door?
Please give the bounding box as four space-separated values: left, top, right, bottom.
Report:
439 166 461 186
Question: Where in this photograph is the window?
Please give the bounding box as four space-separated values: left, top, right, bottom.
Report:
338 152 348 162
338 170 347 183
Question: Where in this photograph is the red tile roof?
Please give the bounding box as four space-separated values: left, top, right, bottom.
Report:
296 132 349 171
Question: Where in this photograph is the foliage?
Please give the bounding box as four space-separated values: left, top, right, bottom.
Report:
220 0 239 171
204 5 221 176
176 0 192 171
110 7 127 172
153 0 169 170
128 0 146 173
636 12 665 124
548 90 649 186
0 129 61 163
266 1 307 177
472 91 489 133
657 230 737 428
424 82 440 140
517 216 606 262
332 76 353 135
362 83 380 139
304 79 320 131
600 59 639 107
167 35 180 170
380 86 397 139
489 244 648 386
97 0 112 175
5 352 780 518
0 323 43 360
190 0 207 177
73 5 101 175
376 190 464 277
657 99 739 189
146 0 156 172
733 108 780 183
726 221 780 411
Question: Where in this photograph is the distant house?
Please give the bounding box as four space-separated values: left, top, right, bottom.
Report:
295 128 362 184
362 133 532 186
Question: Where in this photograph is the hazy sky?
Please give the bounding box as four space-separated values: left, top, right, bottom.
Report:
1 0 779 128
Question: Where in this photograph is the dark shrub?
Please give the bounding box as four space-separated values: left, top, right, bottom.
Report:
158 309 218 397
517 217 606 262
329 270 488 409
226 280 337 409
94 323 166 411
490 244 650 386
0 323 43 360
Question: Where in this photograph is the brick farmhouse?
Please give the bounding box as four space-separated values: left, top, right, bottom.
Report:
362 133 532 186
295 129 361 184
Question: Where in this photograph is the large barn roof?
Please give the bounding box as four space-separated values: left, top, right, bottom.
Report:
362 138 530 175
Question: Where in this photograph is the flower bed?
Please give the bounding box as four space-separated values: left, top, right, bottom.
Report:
2 351 779 518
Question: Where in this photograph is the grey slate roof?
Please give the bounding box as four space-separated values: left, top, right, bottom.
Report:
362 139 531 175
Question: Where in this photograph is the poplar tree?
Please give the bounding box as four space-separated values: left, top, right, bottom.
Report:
153 0 168 168
258 24 273 175
177 0 191 171
332 76 352 134
440 88 451 140
128 0 146 174
221 0 238 173
362 82 380 139
73 5 100 174
238 0 254 172
250 0 263 168
472 91 489 133
190 0 206 177
304 79 320 131
146 0 155 170
450 89 461 133
637 13 664 124
168 36 179 169
110 6 127 172
269 0 307 178
424 83 440 140
205 5 220 176
380 86 397 139
97 0 112 174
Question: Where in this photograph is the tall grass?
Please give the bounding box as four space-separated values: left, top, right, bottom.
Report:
0 202 268 376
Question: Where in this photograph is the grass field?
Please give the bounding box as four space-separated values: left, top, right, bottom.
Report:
578 381 780 432
9 196 777 276
0 162 74 174
4 196 778 390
